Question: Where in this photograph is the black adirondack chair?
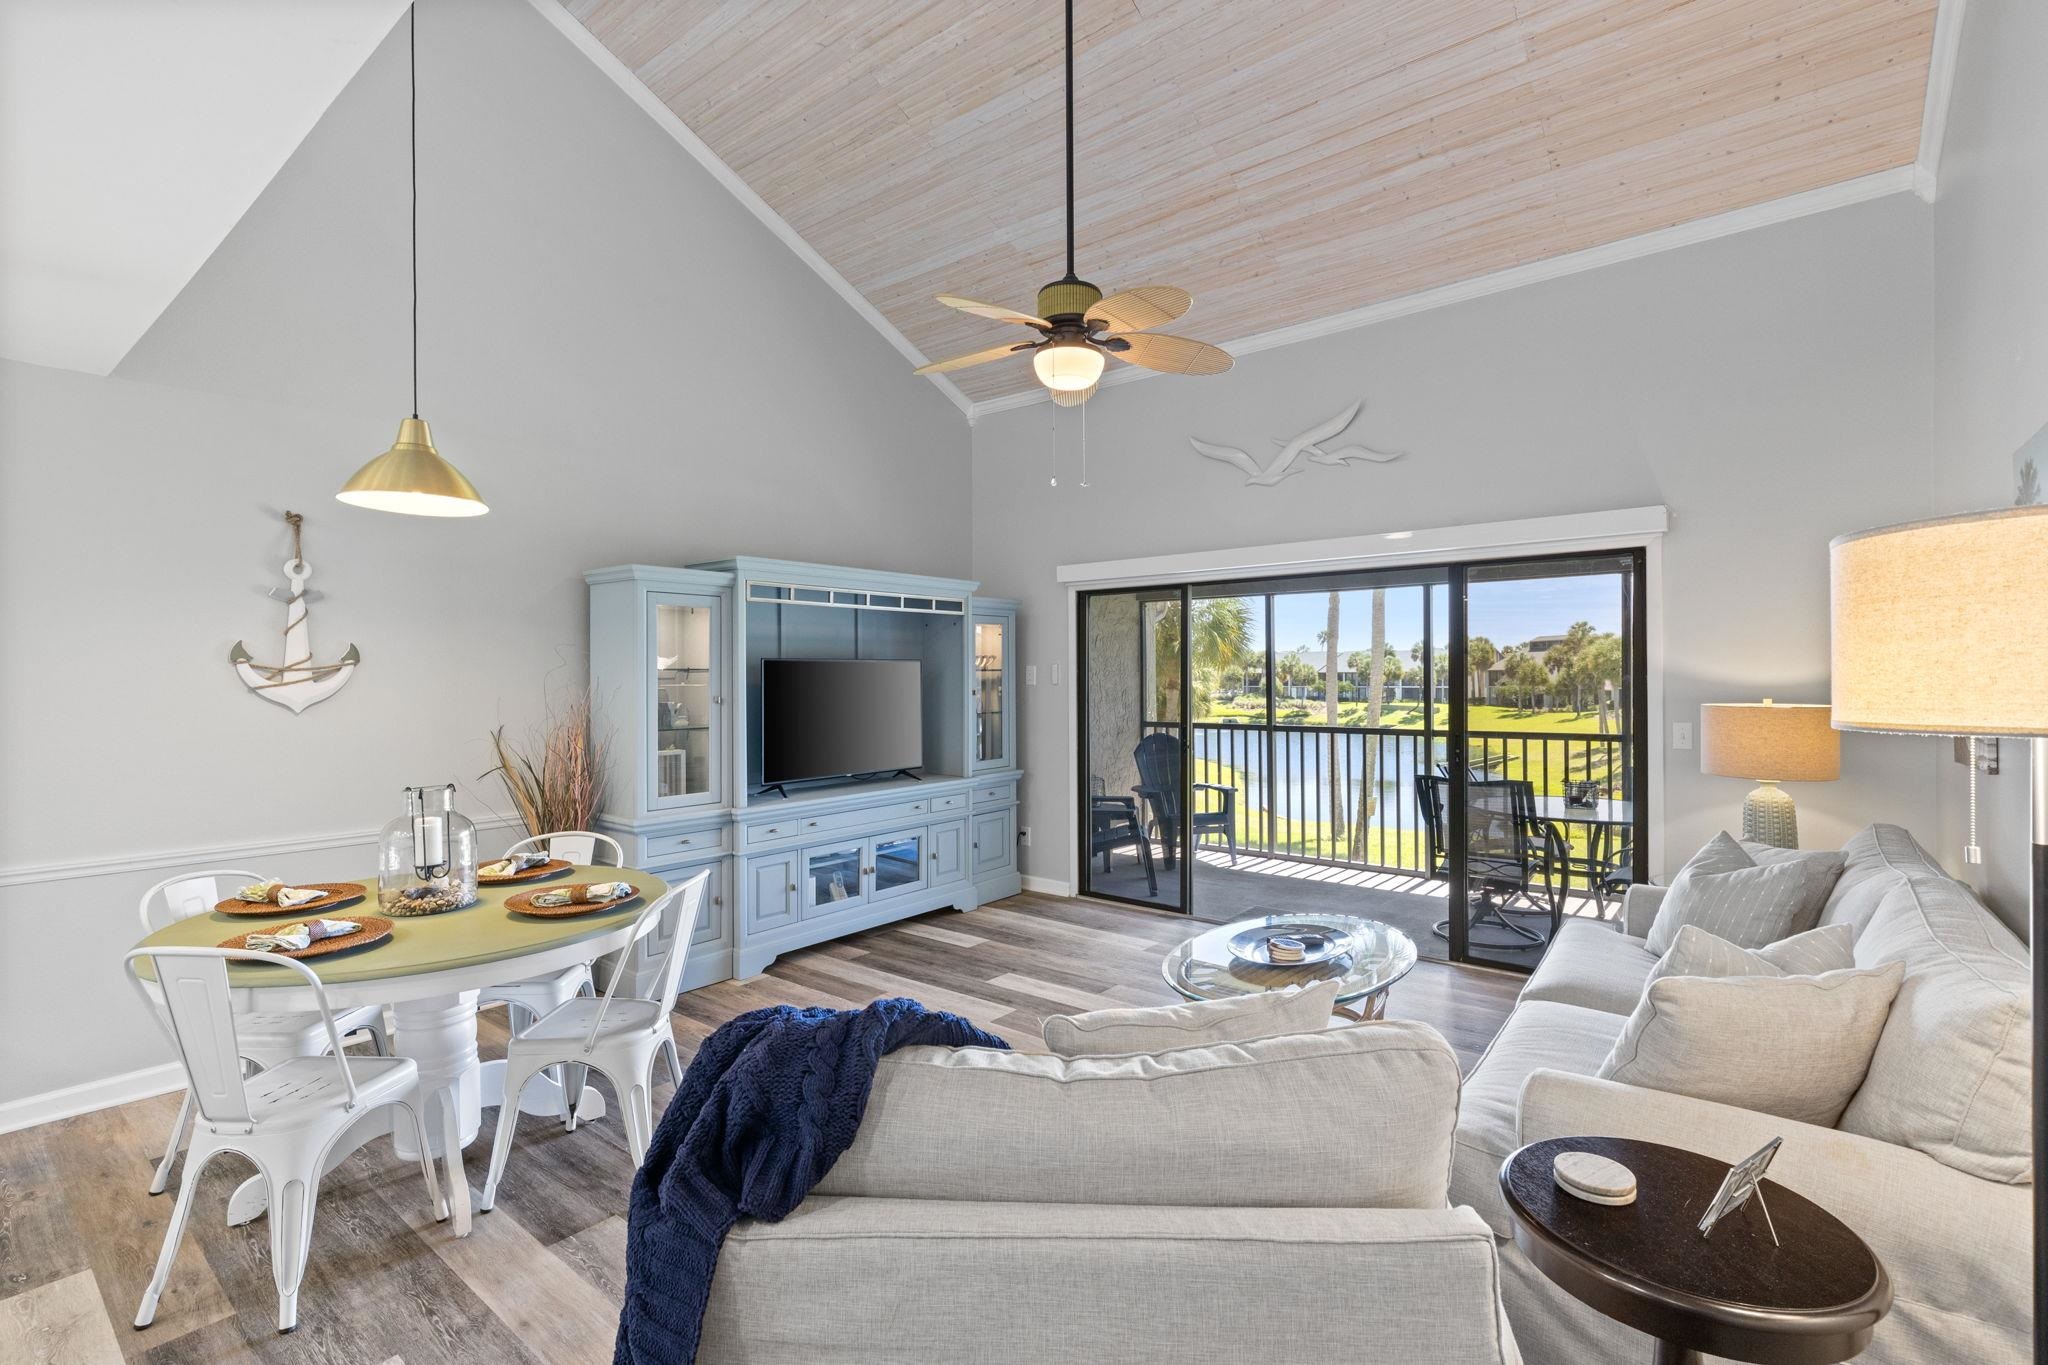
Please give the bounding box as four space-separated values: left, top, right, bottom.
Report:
1089 793 1157 896
1131 731 1237 868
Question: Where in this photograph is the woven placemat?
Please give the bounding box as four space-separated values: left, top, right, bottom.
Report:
478 858 573 886
220 916 393 959
505 886 640 919
212 883 367 917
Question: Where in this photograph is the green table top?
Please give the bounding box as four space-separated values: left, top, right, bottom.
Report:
130 866 672 988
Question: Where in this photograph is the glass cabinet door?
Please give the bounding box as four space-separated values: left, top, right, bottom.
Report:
973 612 1012 771
802 841 867 917
651 593 720 807
870 829 925 900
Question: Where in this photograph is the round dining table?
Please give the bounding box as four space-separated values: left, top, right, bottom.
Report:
130 864 671 1236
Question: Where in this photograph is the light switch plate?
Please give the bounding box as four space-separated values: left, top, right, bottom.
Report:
1025 664 1038 685
1672 722 1694 750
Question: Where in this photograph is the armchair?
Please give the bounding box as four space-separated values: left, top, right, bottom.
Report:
1089 793 1157 897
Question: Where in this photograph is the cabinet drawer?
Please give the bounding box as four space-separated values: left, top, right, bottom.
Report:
929 792 968 813
648 826 728 858
972 782 1012 807
746 818 804 846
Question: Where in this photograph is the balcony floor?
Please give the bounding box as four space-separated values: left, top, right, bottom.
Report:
1085 843 1610 963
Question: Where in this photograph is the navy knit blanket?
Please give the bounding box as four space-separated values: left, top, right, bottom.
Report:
613 998 1009 1365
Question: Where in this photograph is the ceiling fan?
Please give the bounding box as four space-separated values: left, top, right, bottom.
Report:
913 0 1232 406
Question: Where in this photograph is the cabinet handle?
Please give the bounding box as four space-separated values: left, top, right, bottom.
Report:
787 883 797 893
806 820 820 829
713 895 723 907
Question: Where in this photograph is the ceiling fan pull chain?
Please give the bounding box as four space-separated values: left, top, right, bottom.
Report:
1079 394 1090 488
1048 399 1058 487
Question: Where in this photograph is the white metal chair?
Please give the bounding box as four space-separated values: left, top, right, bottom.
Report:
125 947 446 1335
477 832 631 1124
479 872 704 1211
138 869 392 1196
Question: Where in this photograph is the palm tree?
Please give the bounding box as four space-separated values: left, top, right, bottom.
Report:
1467 636 1497 702
1149 598 1254 720
1347 589 1388 860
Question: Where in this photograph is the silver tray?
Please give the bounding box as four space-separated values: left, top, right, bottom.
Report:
1228 921 1354 967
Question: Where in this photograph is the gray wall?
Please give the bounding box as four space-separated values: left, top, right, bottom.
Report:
1927 0 2048 932
0 0 967 1106
974 193 1951 909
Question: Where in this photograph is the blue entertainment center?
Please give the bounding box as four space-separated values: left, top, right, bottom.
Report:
586 558 1021 996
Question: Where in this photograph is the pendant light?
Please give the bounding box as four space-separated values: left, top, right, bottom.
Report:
338 2 486 518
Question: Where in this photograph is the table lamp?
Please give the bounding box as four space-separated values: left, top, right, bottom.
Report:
1830 504 2048 1361
1699 700 1840 848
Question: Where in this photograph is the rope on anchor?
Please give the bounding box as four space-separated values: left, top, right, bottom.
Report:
240 510 352 688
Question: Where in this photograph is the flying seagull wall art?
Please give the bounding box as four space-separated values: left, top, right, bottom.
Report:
1190 401 1403 487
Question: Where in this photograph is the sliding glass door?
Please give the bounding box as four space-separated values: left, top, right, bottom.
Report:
1454 553 1645 969
1078 588 1186 910
1076 549 1647 974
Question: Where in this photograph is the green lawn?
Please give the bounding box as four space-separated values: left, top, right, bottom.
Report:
1203 695 1618 735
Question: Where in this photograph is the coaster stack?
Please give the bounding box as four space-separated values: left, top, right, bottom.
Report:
1553 1151 1638 1206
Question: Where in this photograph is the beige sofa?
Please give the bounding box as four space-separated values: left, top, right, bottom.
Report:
701 1021 1523 1363
1451 824 2032 1364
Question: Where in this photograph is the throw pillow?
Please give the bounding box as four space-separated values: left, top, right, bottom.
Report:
1042 978 1342 1057
1645 923 1856 988
1596 961 1905 1126
1643 832 1845 956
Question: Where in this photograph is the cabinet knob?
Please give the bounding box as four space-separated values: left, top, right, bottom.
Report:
787 883 797 893
713 895 723 907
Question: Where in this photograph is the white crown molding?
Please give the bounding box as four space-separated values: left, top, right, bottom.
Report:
1913 0 1969 203
523 0 974 419
0 815 523 890
1055 506 1670 588
0 1062 186 1136
971 167 1921 418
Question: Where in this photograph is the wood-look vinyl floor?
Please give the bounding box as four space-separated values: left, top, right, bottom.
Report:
0 892 1519 1363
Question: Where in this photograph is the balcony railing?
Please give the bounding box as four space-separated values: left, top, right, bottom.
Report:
1136 718 1632 876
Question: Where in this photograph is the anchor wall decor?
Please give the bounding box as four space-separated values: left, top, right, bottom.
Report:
230 510 360 713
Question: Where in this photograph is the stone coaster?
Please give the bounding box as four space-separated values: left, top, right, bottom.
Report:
1554 1150 1638 1206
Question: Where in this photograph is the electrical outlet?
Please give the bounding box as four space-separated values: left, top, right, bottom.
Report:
1018 826 1031 846
1025 664 1038 685
1672 722 1694 751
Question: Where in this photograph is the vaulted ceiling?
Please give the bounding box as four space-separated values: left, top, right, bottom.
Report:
564 0 1940 406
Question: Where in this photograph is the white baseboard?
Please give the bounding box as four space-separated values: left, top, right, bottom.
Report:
1020 875 1072 898
0 1061 184 1136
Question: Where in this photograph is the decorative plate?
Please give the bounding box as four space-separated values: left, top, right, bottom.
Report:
1228 921 1354 967
219 917 393 960
477 858 573 886
505 886 640 919
212 882 367 917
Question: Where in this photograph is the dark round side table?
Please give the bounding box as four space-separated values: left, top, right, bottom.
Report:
1500 1136 1891 1365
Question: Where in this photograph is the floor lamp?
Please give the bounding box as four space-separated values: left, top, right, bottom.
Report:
1830 505 2048 1356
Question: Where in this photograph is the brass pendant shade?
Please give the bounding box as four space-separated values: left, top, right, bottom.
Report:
338 418 487 517
337 2 486 518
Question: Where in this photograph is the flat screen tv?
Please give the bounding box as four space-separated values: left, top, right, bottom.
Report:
760 658 924 788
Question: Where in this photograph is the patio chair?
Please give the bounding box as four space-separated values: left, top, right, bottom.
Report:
1131 732 1237 868
1090 793 1157 897
1427 777 1567 951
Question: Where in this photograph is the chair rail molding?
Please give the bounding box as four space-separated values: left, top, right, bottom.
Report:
0 815 525 891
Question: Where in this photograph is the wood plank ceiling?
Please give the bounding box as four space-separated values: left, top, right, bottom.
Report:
565 0 1938 404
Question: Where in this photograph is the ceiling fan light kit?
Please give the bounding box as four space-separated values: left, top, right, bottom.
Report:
338 1 486 519
914 0 1232 405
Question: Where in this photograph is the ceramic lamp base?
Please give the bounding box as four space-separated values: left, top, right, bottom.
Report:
1741 781 1798 849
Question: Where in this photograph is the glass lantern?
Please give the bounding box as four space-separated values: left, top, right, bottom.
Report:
377 783 478 915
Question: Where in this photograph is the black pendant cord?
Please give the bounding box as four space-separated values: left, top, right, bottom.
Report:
1064 0 1075 281
409 2 420 420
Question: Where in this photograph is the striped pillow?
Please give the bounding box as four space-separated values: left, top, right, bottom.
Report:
1646 923 1855 988
1644 833 1845 956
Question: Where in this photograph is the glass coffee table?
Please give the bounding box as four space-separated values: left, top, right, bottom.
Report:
1162 912 1419 1021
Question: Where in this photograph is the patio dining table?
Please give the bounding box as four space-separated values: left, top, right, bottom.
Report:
1528 796 1634 904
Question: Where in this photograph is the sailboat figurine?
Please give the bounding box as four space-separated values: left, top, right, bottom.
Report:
230 512 360 713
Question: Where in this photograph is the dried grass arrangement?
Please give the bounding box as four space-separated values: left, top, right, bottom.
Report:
485 691 612 840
